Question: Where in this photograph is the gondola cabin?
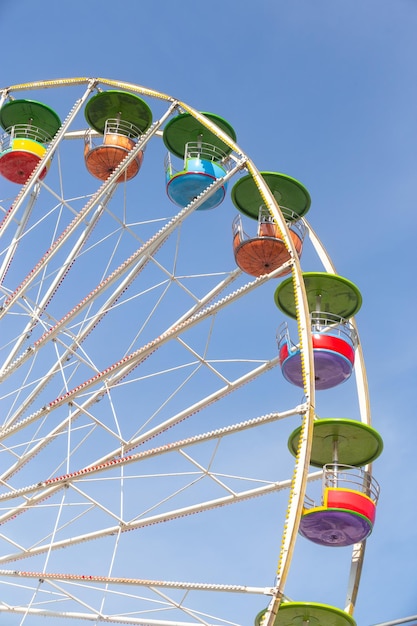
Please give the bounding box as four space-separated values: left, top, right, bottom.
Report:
163 112 236 210
299 464 379 546
231 172 310 277
0 99 61 184
84 90 152 183
232 207 305 277
288 419 383 547
275 273 362 390
277 313 357 390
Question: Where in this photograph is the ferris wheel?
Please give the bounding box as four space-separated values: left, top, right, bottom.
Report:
0 77 383 626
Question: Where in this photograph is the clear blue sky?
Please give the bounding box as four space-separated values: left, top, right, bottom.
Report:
0 1 416 625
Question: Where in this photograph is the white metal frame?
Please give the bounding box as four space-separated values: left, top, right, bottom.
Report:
0 77 373 626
